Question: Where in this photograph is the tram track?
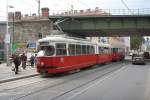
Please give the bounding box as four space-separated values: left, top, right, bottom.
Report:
9 61 127 100
50 62 126 100
0 76 47 93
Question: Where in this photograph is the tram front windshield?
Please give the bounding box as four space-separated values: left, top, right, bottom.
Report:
37 45 55 56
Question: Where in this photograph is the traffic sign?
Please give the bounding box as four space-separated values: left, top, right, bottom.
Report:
4 34 10 44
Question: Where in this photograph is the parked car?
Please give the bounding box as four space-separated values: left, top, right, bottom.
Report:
143 52 149 59
132 55 145 65
128 52 133 56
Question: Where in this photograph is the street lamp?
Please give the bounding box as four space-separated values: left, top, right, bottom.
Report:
5 0 9 66
5 0 14 66
8 6 15 55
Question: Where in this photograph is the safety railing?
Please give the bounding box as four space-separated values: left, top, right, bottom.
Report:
49 8 150 16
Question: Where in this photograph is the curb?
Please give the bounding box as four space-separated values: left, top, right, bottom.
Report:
0 73 40 84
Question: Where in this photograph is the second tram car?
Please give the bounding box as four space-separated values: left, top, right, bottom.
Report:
36 35 125 75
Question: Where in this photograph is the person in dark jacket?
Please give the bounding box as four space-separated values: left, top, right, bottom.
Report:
30 55 35 67
13 54 21 74
21 53 27 70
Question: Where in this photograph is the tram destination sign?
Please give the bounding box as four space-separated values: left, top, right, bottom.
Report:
39 42 49 46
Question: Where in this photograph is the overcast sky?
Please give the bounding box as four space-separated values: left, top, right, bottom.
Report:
0 0 150 21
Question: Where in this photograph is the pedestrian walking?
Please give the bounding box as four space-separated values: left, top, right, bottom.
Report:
30 54 35 67
13 54 21 74
21 53 27 70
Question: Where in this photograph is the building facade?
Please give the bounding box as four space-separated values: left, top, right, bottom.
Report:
0 8 53 60
13 18 53 53
8 8 54 54
86 36 125 50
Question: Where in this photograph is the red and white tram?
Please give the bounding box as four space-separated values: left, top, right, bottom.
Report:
35 35 125 75
111 44 125 61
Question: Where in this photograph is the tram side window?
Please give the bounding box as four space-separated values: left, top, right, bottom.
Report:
121 48 125 53
116 48 118 52
87 45 90 54
89 46 95 54
76 45 81 55
68 44 76 56
119 48 124 53
112 48 118 53
108 48 111 54
56 43 67 56
99 47 104 54
104 47 109 54
38 46 55 56
82 45 87 55
118 48 120 53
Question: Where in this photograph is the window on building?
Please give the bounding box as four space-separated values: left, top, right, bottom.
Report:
38 33 42 38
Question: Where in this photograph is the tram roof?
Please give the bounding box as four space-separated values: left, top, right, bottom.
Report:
38 35 95 45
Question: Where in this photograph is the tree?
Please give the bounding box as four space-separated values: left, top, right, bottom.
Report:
130 36 144 50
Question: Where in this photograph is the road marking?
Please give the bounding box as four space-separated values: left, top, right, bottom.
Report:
66 66 126 100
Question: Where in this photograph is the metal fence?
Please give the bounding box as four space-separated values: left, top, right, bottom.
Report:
49 8 150 16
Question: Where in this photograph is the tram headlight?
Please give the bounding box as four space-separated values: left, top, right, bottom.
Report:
40 62 45 67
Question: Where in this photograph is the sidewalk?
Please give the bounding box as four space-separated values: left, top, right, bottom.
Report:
0 63 39 83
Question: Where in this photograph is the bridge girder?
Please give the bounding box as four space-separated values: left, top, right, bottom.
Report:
49 15 150 37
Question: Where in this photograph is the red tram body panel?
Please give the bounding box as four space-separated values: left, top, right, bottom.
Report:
111 53 121 61
97 54 112 64
36 55 97 73
35 35 125 75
